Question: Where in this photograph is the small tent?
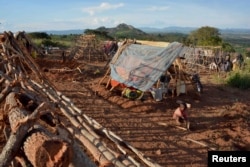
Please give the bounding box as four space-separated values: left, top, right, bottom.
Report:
106 42 188 91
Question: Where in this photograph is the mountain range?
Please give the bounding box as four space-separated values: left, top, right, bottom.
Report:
43 23 250 35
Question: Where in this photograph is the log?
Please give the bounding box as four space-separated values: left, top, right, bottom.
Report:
6 92 29 132
0 92 73 167
23 131 72 167
0 132 30 167
0 93 44 167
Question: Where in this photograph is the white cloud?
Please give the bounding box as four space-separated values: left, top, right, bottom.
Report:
83 17 125 28
82 2 124 16
146 6 169 11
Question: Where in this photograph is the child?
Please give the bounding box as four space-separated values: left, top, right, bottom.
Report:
173 102 190 129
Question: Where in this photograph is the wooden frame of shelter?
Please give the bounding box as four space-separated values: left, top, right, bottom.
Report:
98 40 131 91
183 45 223 73
68 34 106 62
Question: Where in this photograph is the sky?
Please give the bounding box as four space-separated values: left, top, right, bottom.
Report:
0 0 250 32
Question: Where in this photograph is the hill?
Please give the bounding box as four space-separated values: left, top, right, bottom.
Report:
96 23 147 39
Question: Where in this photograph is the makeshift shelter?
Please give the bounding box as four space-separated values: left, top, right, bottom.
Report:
111 42 187 91
99 41 197 99
68 34 105 62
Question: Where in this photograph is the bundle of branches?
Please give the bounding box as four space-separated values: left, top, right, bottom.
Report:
0 31 161 167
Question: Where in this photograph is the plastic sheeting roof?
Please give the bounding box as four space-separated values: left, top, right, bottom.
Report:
110 42 187 91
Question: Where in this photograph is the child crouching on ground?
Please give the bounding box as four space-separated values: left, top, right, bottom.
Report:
173 102 190 130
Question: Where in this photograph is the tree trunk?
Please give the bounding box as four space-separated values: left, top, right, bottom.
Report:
0 92 73 167
23 131 72 167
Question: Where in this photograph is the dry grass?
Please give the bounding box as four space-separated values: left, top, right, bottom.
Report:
136 40 170 47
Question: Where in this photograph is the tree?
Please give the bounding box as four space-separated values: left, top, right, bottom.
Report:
245 49 250 58
41 39 58 47
222 42 235 52
188 26 222 46
28 32 51 39
84 29 114 40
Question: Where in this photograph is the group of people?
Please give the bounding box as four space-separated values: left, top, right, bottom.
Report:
215 53 244 72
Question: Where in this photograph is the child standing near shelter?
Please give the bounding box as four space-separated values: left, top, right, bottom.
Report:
173 102 190 130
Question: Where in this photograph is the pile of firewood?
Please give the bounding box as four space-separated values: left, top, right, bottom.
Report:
0 31 162 167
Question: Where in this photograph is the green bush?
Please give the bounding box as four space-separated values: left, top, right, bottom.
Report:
226 71 250 89
41 39 58 47
246 50 250 58
28 32 51 39
29 33 77 48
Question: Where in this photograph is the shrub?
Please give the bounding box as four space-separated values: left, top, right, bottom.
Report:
246 49 250 58
226 71 250 89
41 39 58 47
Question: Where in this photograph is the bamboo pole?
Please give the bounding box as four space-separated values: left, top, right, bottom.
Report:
28 79 126 166
186 138 217 150
81 115 161 167
1 31 163 167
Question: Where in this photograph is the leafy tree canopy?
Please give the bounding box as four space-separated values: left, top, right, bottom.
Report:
84 29 114 40
245 49 250 58
28 32 51 39
41 39 58 47
188 26 222 46
222 42 235 52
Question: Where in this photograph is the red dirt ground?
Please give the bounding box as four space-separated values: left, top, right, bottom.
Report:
1 54 250 167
